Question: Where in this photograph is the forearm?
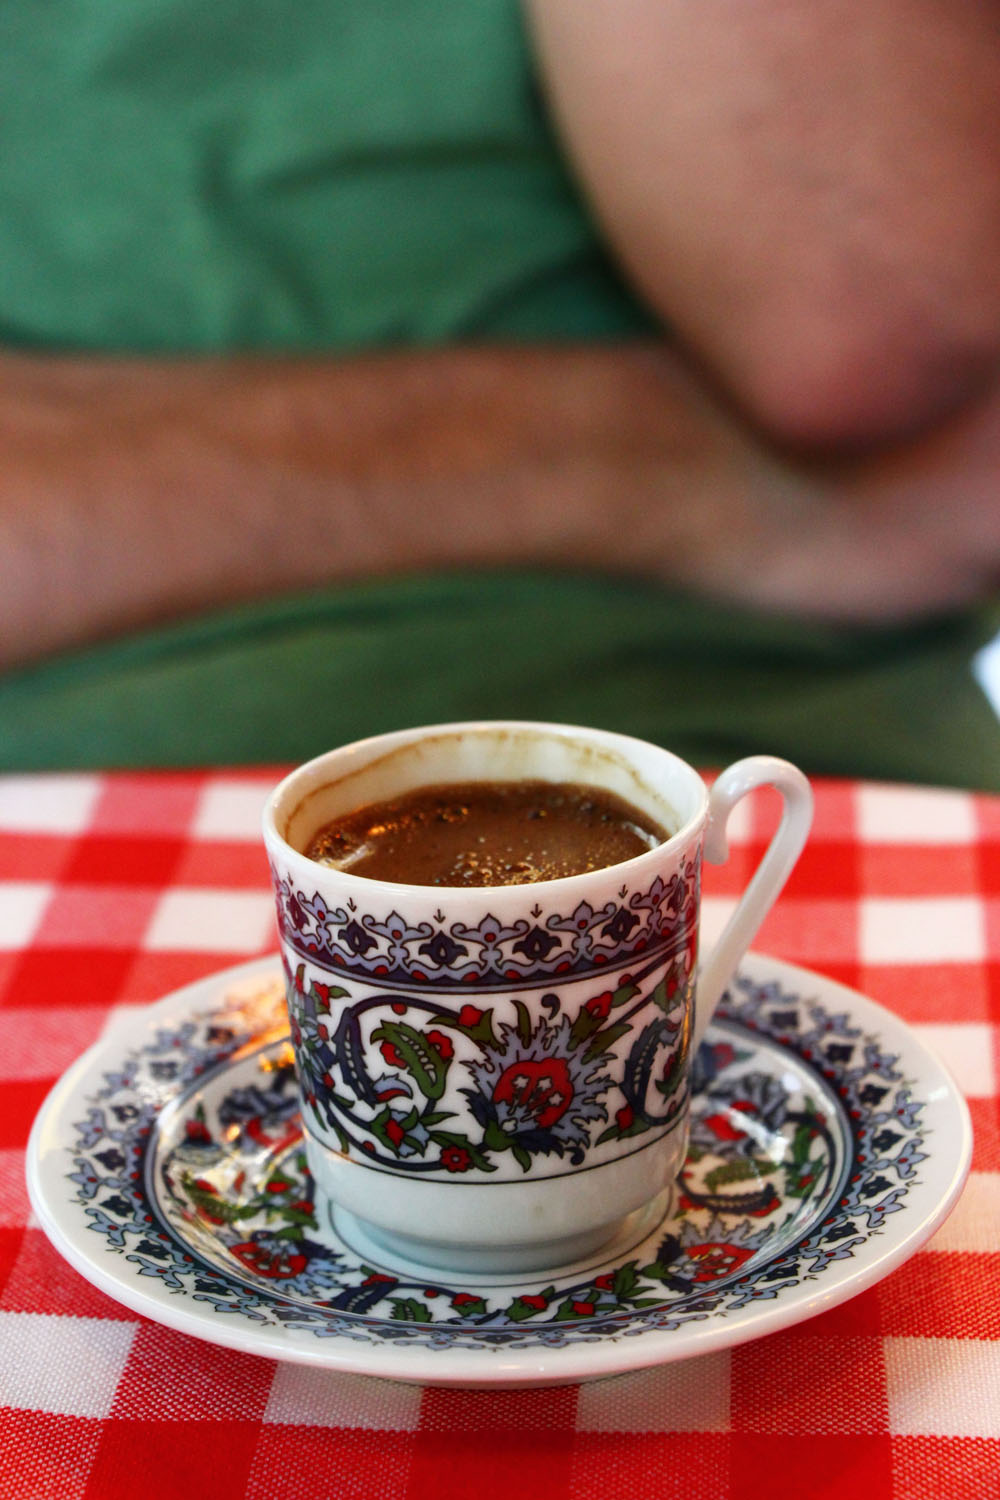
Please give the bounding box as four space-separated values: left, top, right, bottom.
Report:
0 344 759 668
3 342 998 673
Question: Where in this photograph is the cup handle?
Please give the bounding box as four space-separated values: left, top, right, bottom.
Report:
692 755 814 1051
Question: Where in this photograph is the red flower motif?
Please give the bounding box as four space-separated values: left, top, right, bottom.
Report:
458 1005 483 1028
585 991 614 1021
425 1029 454 1060
615 1104 635 1132
519 1294 548 1311
230 1242 308 1279
385 1117 406 1148
493 1057 573 1130
452 1293 484 1308
702 1111 747 1142
185 1119 212 1144
380 1041 405 1067
440 1145 473 1173
594 1273 615 1290
572 1300 596 1316
265 1179 291 1194
685 1242 754 1281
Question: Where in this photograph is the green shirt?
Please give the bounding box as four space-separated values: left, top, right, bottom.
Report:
0 0 647 351
1 1 996 788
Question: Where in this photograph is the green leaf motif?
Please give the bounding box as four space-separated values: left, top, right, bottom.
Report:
583 1019 632 1062
370 1020 448 1100
790 1121 818 1167
181 1173 259 1224
506 1293 553 1322
612 979 640 1008
704 1156 779 1192
569 1002 606 1050
612 1262 640 1299
451 1295 488 1317
595 1112 650 1146
553 1297 599 1322
427 1130 496 1173
389 1298 433 1323
640 1260 681 1284
310 981 349 1007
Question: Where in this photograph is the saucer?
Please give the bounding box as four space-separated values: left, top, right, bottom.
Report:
26 953 971 1388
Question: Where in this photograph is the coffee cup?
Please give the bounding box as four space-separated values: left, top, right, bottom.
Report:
263 721 812 1274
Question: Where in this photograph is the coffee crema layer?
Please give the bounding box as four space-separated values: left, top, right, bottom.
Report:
304 779 669 887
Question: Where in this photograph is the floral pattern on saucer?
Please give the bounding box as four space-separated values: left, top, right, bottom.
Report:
62 967 928 1351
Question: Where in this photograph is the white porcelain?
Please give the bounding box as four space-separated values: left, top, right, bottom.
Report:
262 722 813 1271
26 952 970 1388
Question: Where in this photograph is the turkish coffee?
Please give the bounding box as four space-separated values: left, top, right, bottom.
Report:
304 779 669 887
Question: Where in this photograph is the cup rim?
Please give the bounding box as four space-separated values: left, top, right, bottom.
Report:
262 719 710 899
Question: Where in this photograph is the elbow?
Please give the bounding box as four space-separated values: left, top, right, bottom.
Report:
725 304 1000 455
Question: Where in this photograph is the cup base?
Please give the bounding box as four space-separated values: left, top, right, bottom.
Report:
328 1184 675 1281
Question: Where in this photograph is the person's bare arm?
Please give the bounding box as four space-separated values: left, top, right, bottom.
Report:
524 0 1000 450
0 344 765 668
3 339 999 673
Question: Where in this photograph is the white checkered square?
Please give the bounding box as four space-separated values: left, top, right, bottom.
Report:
927 1173 1000 1253
908 1023 996 1099
0 1311 136 1418
263 1363 423 1430
885 1336 1000 1437
859 897 985 963
0 882 52 950
193 779 276 842
857 785 976 845
0 774 101 833
575 1352 731 1432
144 889 276 952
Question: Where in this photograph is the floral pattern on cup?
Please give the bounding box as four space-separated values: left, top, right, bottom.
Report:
270 860 700 991
284 953 692 1178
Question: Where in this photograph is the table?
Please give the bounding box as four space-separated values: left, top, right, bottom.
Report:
1 770 997 1499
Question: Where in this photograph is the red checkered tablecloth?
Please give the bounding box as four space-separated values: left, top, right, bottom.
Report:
1 770 998 1500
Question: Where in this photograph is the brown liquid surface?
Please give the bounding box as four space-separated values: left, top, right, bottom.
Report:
305 780 669 887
